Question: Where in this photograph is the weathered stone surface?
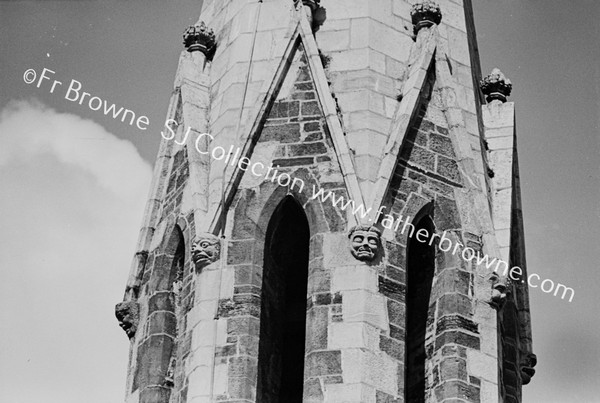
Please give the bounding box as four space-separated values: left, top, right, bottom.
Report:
304 377 324 403
190 233 220 271
343 289 389 330
133 335 175 391
115 301 140 339
440 357 468 381
120 2 533 402
148 311 177 336
434 380 481 403
139 386 172 403
435 331 481 351
261 123 302 143
306 350 342 377
289 142 328 156
380 335 403 361
226 240 253 265
378 276 406 303
436 155 461 183
375 390 401 403
387 299 405 328
148 292 174 313
437 294 472 317
348 225 382 262
217 295 261 318
306 306 328 352
272 157 314 167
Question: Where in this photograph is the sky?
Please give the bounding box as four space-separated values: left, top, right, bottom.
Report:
0 1 598 403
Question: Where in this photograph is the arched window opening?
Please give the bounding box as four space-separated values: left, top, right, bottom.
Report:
165 234 185 388
257 196 310 403
405 215 435 403
134 226 185 401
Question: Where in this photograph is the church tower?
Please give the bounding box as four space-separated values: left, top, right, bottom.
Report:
115 1 535 402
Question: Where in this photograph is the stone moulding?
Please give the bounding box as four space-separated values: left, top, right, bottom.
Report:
183 21 216 57
368 26 438 211
411 1 443 33
205 17 365 233
480 68 512 103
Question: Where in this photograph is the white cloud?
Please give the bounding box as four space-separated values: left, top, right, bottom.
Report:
0 100 152 403
0 99 150 202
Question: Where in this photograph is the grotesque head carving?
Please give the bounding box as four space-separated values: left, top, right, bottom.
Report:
348 225 381 262
191 233 221 270
115 301 140 339
520 352 537 385
490 279 511 309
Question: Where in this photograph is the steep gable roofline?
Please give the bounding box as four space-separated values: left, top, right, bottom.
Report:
368 26 438 212
208 9 364 233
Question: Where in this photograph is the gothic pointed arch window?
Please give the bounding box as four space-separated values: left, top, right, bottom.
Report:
256 196 310 403
405 214 436 403
134 225 185 402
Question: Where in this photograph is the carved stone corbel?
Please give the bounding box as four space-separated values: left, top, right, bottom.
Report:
115 301 140 339
348 225 381 262
489 274 512 310
520 352 537 385
191 233 221 271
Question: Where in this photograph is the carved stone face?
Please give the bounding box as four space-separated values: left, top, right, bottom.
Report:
490 281 511 309
115 301 139 339
191 233 220 270
348 226 381 261
520 353 537 385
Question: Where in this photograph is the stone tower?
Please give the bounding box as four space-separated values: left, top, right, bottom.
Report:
115 1 535 402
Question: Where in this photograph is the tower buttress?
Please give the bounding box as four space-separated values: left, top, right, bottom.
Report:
116 1 535 402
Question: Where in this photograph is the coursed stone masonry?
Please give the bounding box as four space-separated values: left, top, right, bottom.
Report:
117 1 535 402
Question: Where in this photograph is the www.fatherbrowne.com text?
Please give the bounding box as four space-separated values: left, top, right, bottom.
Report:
161 123 575 303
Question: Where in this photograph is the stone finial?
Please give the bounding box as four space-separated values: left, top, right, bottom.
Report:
410 1 442 33
183 21 216 57
294 0 325 30
191 233 221 271
294 0 320 12
115 301 140 339
480 68 513 103
348 225 382 262
520 352 537 385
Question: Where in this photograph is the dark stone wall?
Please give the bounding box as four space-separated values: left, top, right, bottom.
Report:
130 146 195 403
500 303 521 403
123 36 510 403
215 43 349 403
378 73 482 402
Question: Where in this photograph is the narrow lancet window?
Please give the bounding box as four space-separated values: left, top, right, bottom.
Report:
405 216 436 403
257 196 310 403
